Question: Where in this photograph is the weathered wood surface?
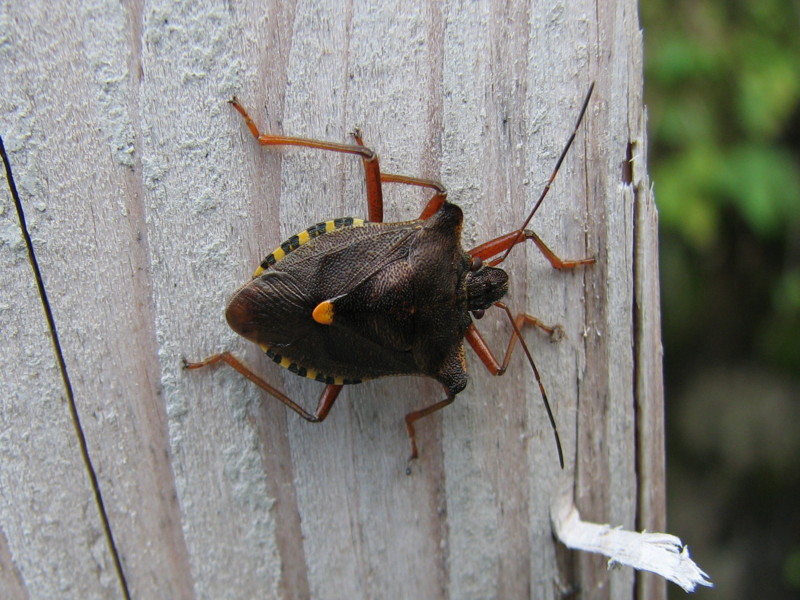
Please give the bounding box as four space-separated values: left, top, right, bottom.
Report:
0 1 663 598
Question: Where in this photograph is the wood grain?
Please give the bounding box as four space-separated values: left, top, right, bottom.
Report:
0 1 663 598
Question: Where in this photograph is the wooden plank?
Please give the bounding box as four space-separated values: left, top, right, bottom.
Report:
573 3 666 597
1 0 663 598
1 2 192 597
1 158 116 599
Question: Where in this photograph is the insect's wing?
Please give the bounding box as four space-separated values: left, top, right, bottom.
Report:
227 223 424 380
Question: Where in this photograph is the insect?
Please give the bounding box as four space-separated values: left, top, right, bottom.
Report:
185 84 595 470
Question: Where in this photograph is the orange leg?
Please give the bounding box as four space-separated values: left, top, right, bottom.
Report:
379 173 448 219
184 352 342 422
464 303 565 468
230 98 447 223
468 229 595 269
465 315 560 375
494 83 595 264
403 391 455 472
466 84 596 268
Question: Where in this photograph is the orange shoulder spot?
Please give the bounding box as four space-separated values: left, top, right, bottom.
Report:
312 300 335 325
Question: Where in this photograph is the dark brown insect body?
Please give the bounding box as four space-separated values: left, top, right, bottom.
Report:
186 86 594 468
226 204 507 394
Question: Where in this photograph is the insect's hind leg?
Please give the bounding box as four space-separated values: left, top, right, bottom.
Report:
183 352 342 422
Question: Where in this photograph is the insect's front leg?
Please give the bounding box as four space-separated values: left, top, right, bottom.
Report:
403 390 455 474
465 316 562 376
468 229 596 269
465 304 565 467
183 352 342 422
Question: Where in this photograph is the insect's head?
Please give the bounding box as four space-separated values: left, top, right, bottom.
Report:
465 255 509 315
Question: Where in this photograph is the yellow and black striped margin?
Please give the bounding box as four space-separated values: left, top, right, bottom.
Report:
259 345 362 385
253 217 366 277
254 217 366 385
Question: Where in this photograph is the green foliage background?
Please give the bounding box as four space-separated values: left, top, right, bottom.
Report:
641 0 800 597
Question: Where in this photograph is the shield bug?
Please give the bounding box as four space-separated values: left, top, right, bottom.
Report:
185 85 595 470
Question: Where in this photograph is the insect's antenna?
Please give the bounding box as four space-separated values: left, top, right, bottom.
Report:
496 303 564 469
497 82 595 265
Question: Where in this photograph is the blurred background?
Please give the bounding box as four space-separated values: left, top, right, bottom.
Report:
640 1 800 598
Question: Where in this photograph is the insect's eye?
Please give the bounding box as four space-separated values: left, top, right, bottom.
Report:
472 309 485 319
470 256 483 271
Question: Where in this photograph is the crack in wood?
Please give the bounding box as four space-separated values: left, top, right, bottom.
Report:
1 136 132 600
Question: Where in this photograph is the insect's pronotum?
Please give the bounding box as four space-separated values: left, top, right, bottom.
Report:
186 85 595 470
